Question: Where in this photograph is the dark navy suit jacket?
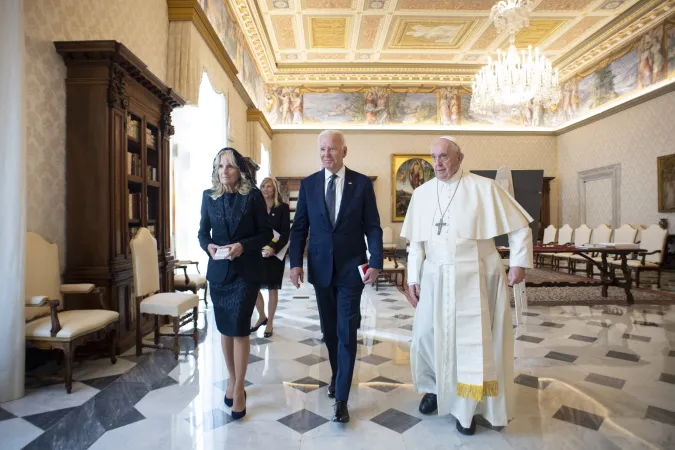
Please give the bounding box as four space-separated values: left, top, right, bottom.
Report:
198 189 272 285
290 168 383 288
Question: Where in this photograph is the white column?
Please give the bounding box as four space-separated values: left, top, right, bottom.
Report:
0 0 26 402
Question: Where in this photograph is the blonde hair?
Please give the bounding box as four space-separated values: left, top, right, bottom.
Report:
260 177 281 208
210 150 253 199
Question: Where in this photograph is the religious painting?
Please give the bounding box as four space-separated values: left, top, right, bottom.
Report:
638 27 665 88
666 22 675 77
439 88 461 126
388 93 437 124
239 49 263 107
303 92 366 124
577 49 639 114
203 0 238 62
365 87 389 125
391 154 435 222
658 153 675 213
265 86 302 125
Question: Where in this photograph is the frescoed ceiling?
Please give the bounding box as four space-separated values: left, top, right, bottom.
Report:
227 0 674 85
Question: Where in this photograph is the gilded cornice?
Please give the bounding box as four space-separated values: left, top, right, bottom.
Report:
556 0 675 81
246 108 273 139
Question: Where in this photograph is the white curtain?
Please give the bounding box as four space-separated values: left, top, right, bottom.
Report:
0 0 26 402
171 72 228 272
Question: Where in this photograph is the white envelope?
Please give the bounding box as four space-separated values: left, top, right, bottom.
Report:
214 247 231 260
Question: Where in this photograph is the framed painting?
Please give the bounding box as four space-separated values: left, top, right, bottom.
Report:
658 153 675 212
391 154 435 222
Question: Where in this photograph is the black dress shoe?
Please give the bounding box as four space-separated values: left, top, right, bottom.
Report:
418 393 438 415
332 401 349 423
327 379 336 398
250 318 268 333
456 417 477 436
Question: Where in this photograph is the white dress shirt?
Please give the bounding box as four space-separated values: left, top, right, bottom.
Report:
324 165 346 223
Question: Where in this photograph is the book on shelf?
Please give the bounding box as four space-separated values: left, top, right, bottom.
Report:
128 192 141 220
126 116 140 140
127 152 142 177
147 166 158 182
145 128 156 148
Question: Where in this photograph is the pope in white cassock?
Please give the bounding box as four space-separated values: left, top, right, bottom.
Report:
401 136 533 435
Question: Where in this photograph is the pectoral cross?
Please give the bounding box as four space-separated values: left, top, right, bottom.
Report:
435 219 447 235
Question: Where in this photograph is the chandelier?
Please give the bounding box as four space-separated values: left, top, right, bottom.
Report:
470 0 561 117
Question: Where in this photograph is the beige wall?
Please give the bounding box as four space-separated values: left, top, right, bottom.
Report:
24 0 170 264
558 90 675 233
272 131 557 244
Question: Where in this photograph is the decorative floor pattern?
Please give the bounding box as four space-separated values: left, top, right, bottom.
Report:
2 270 675 449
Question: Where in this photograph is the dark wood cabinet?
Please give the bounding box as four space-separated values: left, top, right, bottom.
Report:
56 41 185 353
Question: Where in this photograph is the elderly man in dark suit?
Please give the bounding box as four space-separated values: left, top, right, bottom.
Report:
290 130 383 423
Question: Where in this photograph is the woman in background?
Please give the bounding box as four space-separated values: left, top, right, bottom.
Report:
251 177 290 338
198 148 271 420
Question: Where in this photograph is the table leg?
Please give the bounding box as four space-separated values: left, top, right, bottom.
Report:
601 254 609 297
619 254 634 306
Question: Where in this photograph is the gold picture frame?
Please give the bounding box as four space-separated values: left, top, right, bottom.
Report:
391 154 435 222
658 153 675 212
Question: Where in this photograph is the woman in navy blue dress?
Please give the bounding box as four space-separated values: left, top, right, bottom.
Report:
198 148 272 420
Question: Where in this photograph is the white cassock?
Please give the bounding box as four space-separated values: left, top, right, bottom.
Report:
401 168 533 428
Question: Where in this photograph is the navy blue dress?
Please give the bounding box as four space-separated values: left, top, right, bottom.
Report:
198 189 272 337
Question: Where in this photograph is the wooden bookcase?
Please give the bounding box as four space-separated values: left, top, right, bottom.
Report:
56 41 185 353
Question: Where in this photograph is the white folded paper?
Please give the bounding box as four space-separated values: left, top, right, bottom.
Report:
214 247 231 260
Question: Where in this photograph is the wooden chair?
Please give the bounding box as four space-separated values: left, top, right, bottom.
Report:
540 224 573 269
24 232 119 393
130 228 199 359
554 224 591 272
382 226 397 259
611 224 667 288
535 225 557 267
587 224 638 272
174 260 208 306
568 224 612 276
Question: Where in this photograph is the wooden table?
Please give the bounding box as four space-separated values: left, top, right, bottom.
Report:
498 246 647 305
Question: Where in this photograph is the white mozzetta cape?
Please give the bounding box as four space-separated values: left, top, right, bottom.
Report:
401 171 533 243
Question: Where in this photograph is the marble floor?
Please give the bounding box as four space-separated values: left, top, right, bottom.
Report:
2 273 675 449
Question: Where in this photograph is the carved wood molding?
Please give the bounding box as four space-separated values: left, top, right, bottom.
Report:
247 108 272 140
166 0 255 108
107 64 129 111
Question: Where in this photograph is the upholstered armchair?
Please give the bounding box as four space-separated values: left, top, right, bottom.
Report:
554 224 592 272
24 232 119 393
130 228 199 359
568 224 612 277
174 260 208 306
539 224 573 269
611 224 667 288
382 226 397 258
535 225 557 267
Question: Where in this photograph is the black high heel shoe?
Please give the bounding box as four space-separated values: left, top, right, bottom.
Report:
263 327 273 338
250 318 268 333
224 390 246 408
231 391 247 421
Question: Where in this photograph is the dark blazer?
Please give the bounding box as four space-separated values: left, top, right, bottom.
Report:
267 202 291 256
198 188 272 285
290 168 383 288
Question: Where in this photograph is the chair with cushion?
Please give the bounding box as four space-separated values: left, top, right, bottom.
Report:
130 228 200 359
382 226 398 259
535 225 557 267
24 232 119 393
174 260 208 306
554 224 591 272
539 224 573 269
611 224 667 288
569 224 612 277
